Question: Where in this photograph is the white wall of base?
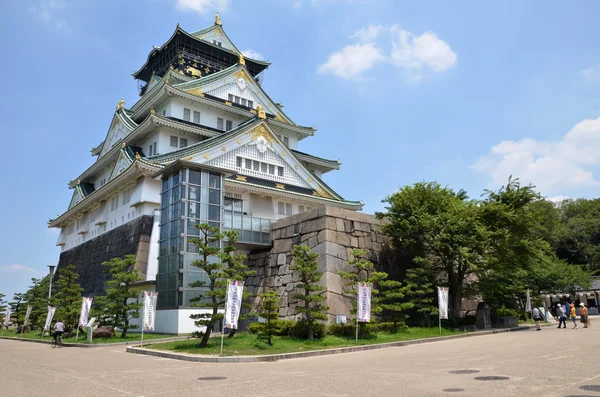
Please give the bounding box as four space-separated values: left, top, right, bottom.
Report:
155 308 224 335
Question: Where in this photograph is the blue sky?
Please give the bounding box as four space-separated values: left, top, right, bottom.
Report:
1 0 600 301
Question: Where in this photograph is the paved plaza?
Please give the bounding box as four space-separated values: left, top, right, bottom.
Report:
1 325 599 397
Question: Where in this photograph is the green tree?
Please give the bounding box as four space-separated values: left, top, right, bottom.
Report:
188 223 226 348
220 230 255 338
255 290 280 346
0 292 6 327
377 182 490 318
403 265 437 327
290 245 328 340
339 249 404 336
53 264 83 332
9 293 26 327
101 255 143 338
24 277 51 331
552 198 600 272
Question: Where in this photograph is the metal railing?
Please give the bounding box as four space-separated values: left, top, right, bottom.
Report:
222 212 272 245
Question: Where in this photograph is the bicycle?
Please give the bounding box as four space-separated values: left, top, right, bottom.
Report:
52 333 63 349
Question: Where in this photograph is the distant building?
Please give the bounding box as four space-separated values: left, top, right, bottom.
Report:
48 14 362 333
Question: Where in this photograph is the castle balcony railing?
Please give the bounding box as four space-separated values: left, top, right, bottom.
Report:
222 212 271 246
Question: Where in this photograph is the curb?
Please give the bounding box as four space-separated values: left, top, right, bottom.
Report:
125 325 536 363
0 335 189 348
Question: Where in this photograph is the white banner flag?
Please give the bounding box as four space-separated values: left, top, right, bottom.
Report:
357 283 372 323
44 306 56 331
225 281 244 329
3 308 11 327
79 297 93 327
143 292 158 331
438 287 449 320
23 305 32 326
525 289 532 313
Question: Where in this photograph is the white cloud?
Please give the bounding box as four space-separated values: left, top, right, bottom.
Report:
390 27 457 81
0 264 42 274
548 195 570 203
318 24 456 81
292 1 303 8
350 25 384 43
29 0 69 31
318 43 385 79
176 0 230 15
241 49 264 61
582 63 600 83
472 116 600 195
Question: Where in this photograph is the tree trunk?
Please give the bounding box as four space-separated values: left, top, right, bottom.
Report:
359 322 366 339
199 306 218 348
447 269 463 318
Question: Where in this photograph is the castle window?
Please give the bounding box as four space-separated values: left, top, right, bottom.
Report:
180 138 188 148
170 136 178 148
278 201 292 216
183 108 191 121
248 100 254 108
226 120 233 131
217 118 224 130
193 111 200 124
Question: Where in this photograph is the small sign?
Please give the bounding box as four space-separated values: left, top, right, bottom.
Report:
336 315 347 324
257 316 266 323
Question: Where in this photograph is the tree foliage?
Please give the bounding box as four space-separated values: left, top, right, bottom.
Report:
220 230 255 338
290 245 328 340
255 290 280 346
24 277 51 331
53 264 83 332
376 182 489 318
0 292 6 326
188 223 226 348
402 265 437 327
99 255 143 338
9 293 26 327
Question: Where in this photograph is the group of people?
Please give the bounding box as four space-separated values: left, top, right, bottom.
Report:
545 302 592 330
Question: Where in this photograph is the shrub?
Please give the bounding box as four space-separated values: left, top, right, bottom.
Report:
248 322 262 334
494 306 519 318
291 320 325 339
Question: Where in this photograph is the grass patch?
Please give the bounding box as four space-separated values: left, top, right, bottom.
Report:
0 328 176 344
146 327 460 356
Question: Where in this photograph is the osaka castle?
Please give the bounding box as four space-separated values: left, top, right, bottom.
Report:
48 14 362 333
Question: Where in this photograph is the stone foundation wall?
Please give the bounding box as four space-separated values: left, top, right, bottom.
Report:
56 215 154 297
245 207 389 323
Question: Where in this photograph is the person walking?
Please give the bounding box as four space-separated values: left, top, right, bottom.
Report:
569 303 578 329
580 303 589 328
557 303 567 329
532 307 542 331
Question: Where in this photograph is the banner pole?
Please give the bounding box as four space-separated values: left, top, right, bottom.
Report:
76 326 79 341
141 293 145 348
220 285 228 357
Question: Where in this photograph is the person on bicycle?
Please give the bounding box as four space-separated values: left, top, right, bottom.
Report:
53 320 65 342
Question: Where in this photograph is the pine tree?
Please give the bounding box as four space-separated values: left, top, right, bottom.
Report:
379 279 414 331
188 223 226 348
53 264 83 332
220 230 255 338
101 255 143 338
404 266 437 327
9 293 26 328
0 292 6 327
290 245 328 340
339 249 389 337
26 277 51 332
255 290 280 346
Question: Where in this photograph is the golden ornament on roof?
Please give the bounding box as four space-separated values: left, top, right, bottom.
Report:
150 108 156 115
116 98 125 111
215 12 222 25
135 152 141 160
238 53 246 66
256 104 266 119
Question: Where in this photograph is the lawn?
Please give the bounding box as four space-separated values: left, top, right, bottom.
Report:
146 328 460 356
0 328 177 344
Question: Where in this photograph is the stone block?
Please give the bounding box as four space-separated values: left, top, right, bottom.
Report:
364 237 373 250
344 219 354 233
317 229 327 244
326 292 352 318
350 236 359 248
272 238 292 253
323 206 348 219
312 242 348 261
281 273 292 285
358 237 365 249
277 253 287 265
354 221 371 232
285 225 295 238
344 210 380 225
307 236 318 248
326 216 337 231
319 271 343 295
300 231 317 243
335 218 345 232
272 228 282 240
300 217 326 234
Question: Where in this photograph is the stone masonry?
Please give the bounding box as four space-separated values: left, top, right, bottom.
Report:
56 215 153 297
245 206 389 323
